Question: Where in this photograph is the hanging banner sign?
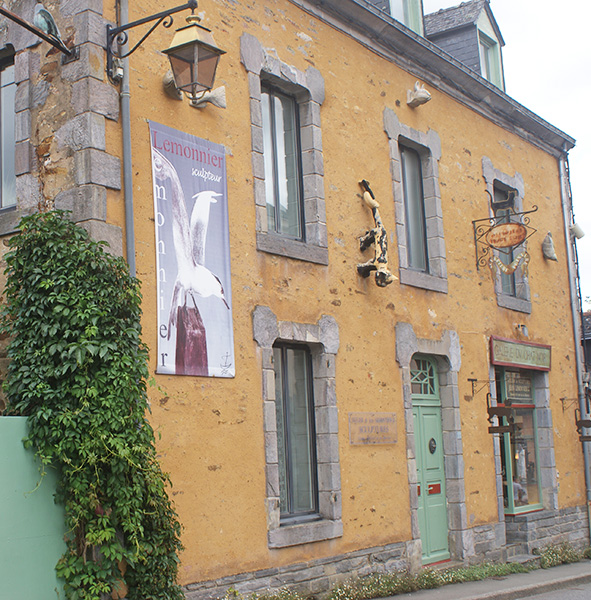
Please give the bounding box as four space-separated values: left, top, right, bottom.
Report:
486 222 527 249
490 336 551 371
149 121 234 377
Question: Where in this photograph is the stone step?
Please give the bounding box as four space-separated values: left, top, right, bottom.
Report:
507 553 542 568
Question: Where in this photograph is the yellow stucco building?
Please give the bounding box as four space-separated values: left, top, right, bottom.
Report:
0 0 589 597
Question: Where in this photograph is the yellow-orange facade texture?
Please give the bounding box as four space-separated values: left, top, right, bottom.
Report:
0 0 588 597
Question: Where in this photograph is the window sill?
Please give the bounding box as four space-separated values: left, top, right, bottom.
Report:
504 505 543 517
268 518 342 548
0 205 20 236
497 294 532 314
399 268 448 293
256 232 328 265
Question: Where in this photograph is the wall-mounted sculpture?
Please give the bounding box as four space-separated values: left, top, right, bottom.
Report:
357 180 396 287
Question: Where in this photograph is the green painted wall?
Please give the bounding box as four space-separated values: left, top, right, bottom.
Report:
0 417 66 599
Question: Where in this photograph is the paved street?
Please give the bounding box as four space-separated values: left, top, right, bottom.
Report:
515 580 591 599
394 561 591 600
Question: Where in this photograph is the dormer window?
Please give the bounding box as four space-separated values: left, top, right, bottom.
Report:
425 0 505 90
366 0 424 35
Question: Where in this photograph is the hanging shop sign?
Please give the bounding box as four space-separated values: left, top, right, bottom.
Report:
349 412 397 445
490 336 551 371
150 121 235 378
472 203 538 278
486 222 528 249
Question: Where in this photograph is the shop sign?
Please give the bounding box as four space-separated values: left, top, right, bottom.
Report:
349 412 397 445
486 223 527 249
505 371 533 401
490 336 551 371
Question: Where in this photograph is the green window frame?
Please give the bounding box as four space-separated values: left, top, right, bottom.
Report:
387 0 424 34
0 52 15 210
261 85 304 241
478 31 502 88
495 367 543 515
273 344 319 521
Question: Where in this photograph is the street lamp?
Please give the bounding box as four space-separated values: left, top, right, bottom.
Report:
163 15 225 99
106 0 224 96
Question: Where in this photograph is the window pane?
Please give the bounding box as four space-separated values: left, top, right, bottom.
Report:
261 92 277 232
274 345 317 517
494 206 516 296
497 368 541 512
285 348 314 513
401 147 428 271
273 347 288 513
1 64 15 208
274 94 301 238
261 88 302 239
389 0 404 21
511 408 540 506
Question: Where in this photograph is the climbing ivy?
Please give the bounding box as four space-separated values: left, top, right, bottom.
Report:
1 211 183 600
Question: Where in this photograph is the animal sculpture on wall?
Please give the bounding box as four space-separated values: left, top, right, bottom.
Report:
356 180 396 288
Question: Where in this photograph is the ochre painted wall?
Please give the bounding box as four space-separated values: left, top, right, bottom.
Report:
103 0 585 585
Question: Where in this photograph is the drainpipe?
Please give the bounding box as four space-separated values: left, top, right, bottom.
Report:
558 146 591 540
119 0 136 277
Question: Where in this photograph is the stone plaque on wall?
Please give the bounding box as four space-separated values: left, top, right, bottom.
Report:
349 412 397 445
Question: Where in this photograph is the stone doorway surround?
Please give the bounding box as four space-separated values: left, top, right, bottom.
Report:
395 322 472 565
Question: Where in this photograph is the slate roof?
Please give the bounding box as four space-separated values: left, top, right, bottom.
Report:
425 0 495 37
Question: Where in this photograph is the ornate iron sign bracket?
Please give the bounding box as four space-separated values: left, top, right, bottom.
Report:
472 203 538 271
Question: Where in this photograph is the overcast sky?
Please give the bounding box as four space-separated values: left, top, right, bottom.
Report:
422 0 591 305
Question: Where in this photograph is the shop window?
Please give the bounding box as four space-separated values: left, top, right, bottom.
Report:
0 53 15 210
261 86 304 241
495 367 542 514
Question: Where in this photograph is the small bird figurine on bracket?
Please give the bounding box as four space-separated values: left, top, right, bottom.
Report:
33 2 70 55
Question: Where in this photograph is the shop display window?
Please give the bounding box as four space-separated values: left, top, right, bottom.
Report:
495 367 542 514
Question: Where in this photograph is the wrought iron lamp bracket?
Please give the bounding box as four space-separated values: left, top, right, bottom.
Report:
106 0 198 84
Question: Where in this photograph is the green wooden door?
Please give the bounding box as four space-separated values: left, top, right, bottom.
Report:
411 357 450 564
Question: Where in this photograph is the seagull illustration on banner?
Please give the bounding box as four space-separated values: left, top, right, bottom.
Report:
33 2 70 54
152 149 229 331
151 148 229 375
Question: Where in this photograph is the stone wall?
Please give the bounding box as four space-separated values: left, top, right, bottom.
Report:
505 505 590 555
184 541 411 600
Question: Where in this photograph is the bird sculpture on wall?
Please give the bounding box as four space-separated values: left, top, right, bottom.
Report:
357 180 396 288
542 232 558 261
151 148 229 375
33 2 70 54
